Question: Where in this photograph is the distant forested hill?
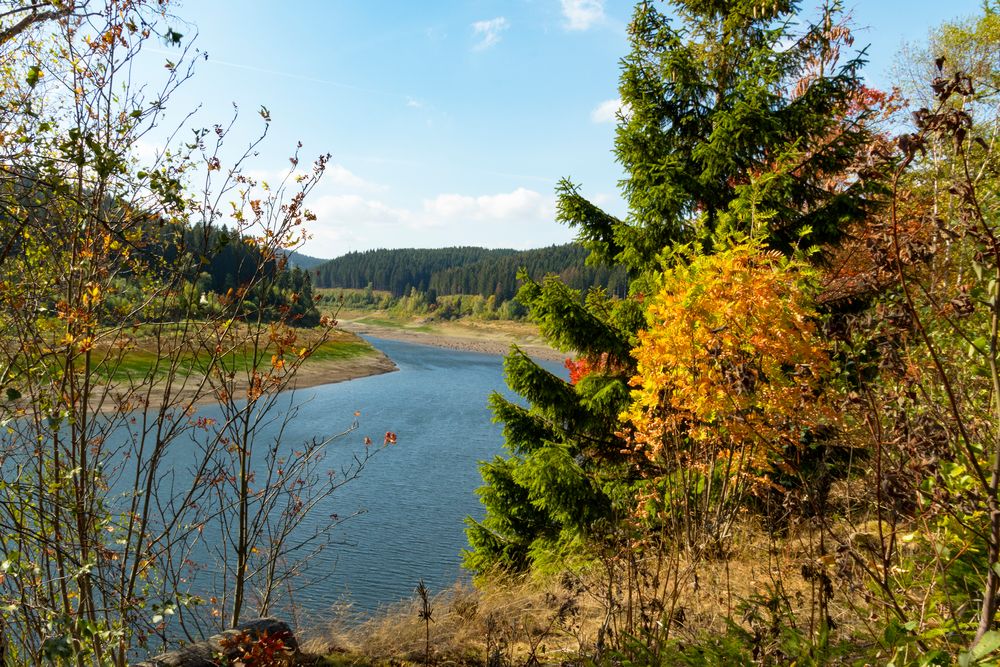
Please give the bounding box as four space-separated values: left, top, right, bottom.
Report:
116 221 322 326
283 249 329 270
312 244 628 300
313 246 510 296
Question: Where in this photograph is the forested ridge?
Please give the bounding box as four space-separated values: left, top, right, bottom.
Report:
283 249 328 271
313 243 628 300
0 198 322 326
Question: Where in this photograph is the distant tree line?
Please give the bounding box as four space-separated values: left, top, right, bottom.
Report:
312 243 628 301
282 249 328 271
144 222 321 326
1 176 322 327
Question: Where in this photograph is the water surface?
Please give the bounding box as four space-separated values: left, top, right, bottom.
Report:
268 336 565 623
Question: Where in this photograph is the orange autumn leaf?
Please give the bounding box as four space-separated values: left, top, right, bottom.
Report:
622 242 834 478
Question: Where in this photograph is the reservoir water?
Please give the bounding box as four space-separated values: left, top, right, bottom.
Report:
0 335 566 647
247 336 566 624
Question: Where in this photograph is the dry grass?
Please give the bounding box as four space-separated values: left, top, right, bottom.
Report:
297 521 880 665
300 576 598 666
337 313 563 362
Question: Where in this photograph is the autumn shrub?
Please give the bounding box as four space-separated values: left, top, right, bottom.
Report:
622 241 836 549
815 48 1000 661
217 629 296 667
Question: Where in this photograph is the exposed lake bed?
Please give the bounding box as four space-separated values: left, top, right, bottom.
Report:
339 318 564 362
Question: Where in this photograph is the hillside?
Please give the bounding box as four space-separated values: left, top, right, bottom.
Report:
312 243 628 301
283 249 329 270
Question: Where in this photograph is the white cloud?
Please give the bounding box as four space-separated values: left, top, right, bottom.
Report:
300 187 569 257
302 195 412 257
471 17 509 50
561 0 604 31
244 163 383 194
325 164 386 192
405 96 424 109
590 98 631 123
130 139 163 165
421 188 552 226
310 194 412 226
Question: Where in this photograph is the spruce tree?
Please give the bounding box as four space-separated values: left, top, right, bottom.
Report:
562 0 882 271
465 278 642 572
466 0 883 574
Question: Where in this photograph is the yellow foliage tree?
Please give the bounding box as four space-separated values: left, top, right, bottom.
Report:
622 242 836 541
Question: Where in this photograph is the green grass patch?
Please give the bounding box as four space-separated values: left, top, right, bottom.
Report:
7 327 381 395
88 337 377 385
316 287 393 299
318 653 383 667
95 349 168 381
303 340 376 363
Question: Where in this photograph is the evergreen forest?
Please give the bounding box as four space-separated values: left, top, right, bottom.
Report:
312 243 629 302
461 1 1000 664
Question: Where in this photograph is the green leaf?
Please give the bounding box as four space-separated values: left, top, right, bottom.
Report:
25 65 40 88
41 636 74 661
971 631 1000 662
4 388 20 402
165 28 183 45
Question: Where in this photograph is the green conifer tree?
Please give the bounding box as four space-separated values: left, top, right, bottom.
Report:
466 0 885 575
562 0 883 271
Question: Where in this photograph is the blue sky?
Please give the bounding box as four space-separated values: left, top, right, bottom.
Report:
141 0 985 259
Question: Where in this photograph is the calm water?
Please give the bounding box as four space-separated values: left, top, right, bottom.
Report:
251 336 565 623
1 336 563 645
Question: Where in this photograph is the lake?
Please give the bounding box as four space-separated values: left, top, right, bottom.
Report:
0 335 566 644
259 336 565 624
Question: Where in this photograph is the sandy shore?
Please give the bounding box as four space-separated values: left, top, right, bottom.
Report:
86 335 399 414
340 320 566 362
85 322 562 414
291 346 398 389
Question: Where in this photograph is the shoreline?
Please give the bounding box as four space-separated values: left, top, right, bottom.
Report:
340 321 566 362
288 345 398 392
85 335 399 414
85 322 563 413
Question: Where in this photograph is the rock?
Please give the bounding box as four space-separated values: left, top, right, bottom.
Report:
134 618 297 667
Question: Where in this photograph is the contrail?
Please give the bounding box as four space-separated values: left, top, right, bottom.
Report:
145 47 399 99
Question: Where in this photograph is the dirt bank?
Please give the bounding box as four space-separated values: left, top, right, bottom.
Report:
85 333 398 414
339 320 566 362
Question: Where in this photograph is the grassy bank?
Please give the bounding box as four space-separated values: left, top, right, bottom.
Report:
4 325 394 411
85 327 380 384
296 511 898 666
352 316 434 333
332 308 562 361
